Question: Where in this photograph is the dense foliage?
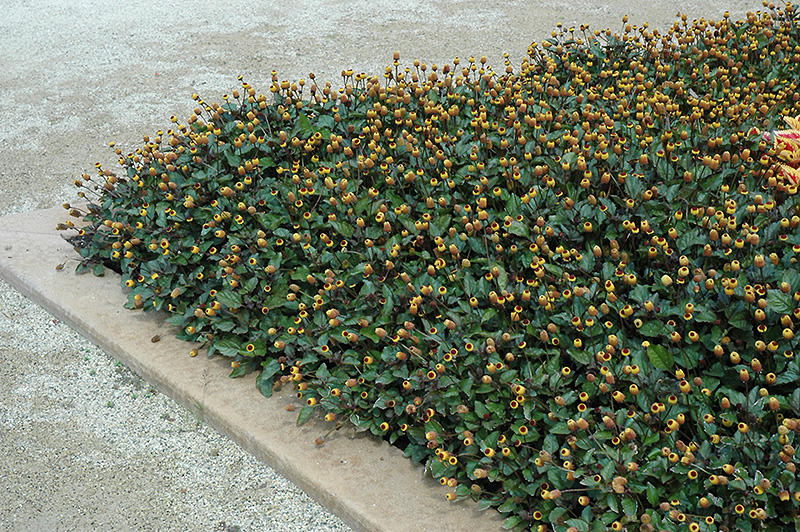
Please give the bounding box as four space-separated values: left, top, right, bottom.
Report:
63 3 800 531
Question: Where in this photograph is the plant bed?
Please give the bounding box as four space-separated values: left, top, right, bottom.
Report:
62 3 800 531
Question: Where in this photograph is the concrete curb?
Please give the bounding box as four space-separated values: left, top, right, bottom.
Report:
0 206 506 532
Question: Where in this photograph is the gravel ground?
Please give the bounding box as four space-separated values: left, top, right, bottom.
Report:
0 278 351 532
0 0 764 530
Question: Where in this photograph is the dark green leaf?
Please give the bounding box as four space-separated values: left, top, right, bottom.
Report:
215 320 237 332
647 344 674 370
256 360 281 399
228 363 249 378
775 364 799 385
498 498 518 514
549 422 572 434
507 221 529 237
791 389 800 411
767 289 794 315
624 172 642 199
214 337 241 357
606 493 619 514
638 320 667 338
782 269 800 292
676 229 704 250
296 405 314 426
298 112 312 135
477 499 494 512
601 460 616 482
290 266 311 282
565 518 589 532
360 327 380 343
568 348 591 365
621 497 637 516
481 308 498 324
646 483 659 506
215 289 242 309
549 507 567 526
331 221 354 238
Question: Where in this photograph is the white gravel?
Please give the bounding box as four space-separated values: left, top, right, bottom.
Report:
0 278 352 532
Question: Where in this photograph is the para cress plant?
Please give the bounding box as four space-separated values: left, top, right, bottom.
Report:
62 3 800 531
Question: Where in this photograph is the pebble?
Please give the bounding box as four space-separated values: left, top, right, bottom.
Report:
0 279 352 532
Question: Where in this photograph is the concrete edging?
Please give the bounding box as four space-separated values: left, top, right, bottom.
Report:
0 206 505 532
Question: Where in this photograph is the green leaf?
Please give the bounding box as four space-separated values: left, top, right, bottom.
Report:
691 307 717 323
621 497 637 516
241 275 258 294
736 518 753 532
426 456 450 479
638 320 667 338
606 493 619 514
268 252 283 270
256 359 282 398
315 362 330 380
782 269 800 292
543 433 558 453
507 221 529 238
380 293 394 323
549 507 567 526
331 220 354 238
215 320 237 332
93 263 105 276
298 112 313 135
463 272 477 295
791 388 800 411
75 260 92 275
729 477 747 491
643 431 661 447
676 228 705 250
767 289 794 315
228 363 249 378
214 289 242 309
223 148 240 167
429 215 451 237
492 263 508 291
601 460 616 482
646 483 660 506
296 405 314 426
360 327 380 343
665 184 682 204
727 311 749 331
375 370 396 385
568 348 591 365
214 337 241 357
498 498 518 514
647 344 674 370
481 308 498 324
477 499 494 511
718 386 747 407
290 266 311 282
550 422 572 434
628 284 650 304
565 518 589 532
775 363 799 385
624 172 642 199
239 340 266 358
